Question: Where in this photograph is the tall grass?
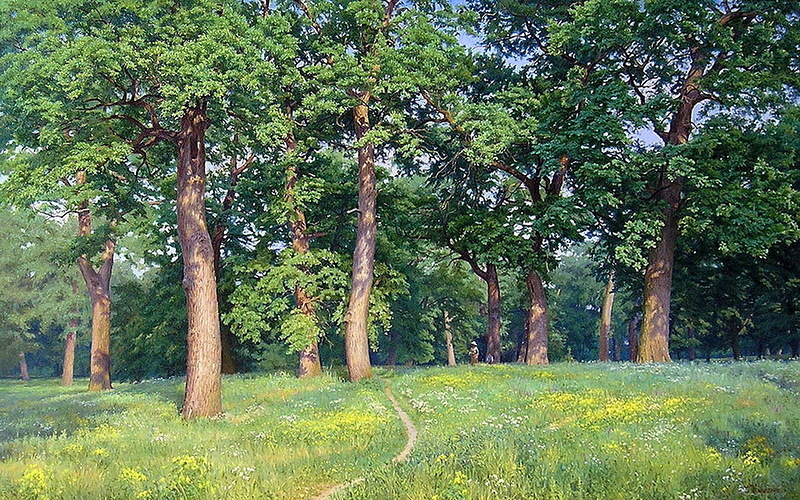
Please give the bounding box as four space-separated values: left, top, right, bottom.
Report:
345 362 800 500
0 373 404 499
1 362 798 499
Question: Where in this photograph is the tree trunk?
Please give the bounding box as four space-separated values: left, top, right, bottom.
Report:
485 263 501 363
19 352 29 381
730 319 743 361
790 338 799 359
344 98 376 382
517 311 529 362
74 170 114 391
638 181 679 363
386 329 399 367
444 309 456 366
61 280 79 387
78 240 114 392
628 310 641 362
61 329 77 386
210 146 254 376
687 326 697 361
286 130 323 379
525 269 549 365
295 279 322 379
177 104 222 419
639 44 707 363
598 273 615 362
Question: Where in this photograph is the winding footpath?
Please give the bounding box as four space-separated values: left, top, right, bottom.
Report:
311 381 417 500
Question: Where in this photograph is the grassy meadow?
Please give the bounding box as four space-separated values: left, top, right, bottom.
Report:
0 362 798 499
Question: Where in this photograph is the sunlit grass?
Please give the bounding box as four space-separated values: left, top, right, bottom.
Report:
1 362 798 499
0 373 404 499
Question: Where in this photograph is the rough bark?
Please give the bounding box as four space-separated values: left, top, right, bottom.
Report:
344 98 376 382
177 104 222 419
485 263 501 363
639 43 708 362
19 352 29 381
637 181 679 363
598 273 616 362
525 269 549 365
444 309 456 366
627 310 641 362
74 170 114 391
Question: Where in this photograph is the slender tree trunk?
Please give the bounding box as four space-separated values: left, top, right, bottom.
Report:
524 269 549 365
210 146 254 375
286 130 323 379
517 311 529 362
729 319 743 361
19 352 29 381
61 280 79 387
598 272 615 362
61 329 76 386
74 171 114 391
628 310 641 362
344 97 376 382
444 309 456 366
485 263 501 363
613 336 622 362
687 326 697 361
177 104 222 419
386 329 399 367
212 225 236 375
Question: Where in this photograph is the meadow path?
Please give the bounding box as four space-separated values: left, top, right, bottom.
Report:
311 381 417 500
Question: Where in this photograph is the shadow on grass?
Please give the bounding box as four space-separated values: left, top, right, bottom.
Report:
0 377 185 447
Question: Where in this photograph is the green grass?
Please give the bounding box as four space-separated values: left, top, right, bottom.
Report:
1 362 799 499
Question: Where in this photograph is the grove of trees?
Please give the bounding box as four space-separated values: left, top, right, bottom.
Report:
1 0 798 418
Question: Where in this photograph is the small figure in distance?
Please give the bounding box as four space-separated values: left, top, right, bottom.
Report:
469 341 479 366
485 353 494 364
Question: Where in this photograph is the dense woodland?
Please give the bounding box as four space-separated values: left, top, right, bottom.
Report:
1 0 798 418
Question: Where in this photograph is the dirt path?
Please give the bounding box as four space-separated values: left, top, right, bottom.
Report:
311 381 417 500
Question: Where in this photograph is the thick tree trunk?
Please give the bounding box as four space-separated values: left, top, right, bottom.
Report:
638 182 679 362
525 269 549 365
177 105 222 419
74 171 114 391
639 44 707 363
598 273 615 362
485 264 501 363
627 310 641 362
78 240 114 392
444 310 456 366
344 98 376 382
19 352 29 381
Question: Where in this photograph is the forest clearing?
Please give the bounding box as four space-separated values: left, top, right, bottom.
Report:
1 362 799 499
